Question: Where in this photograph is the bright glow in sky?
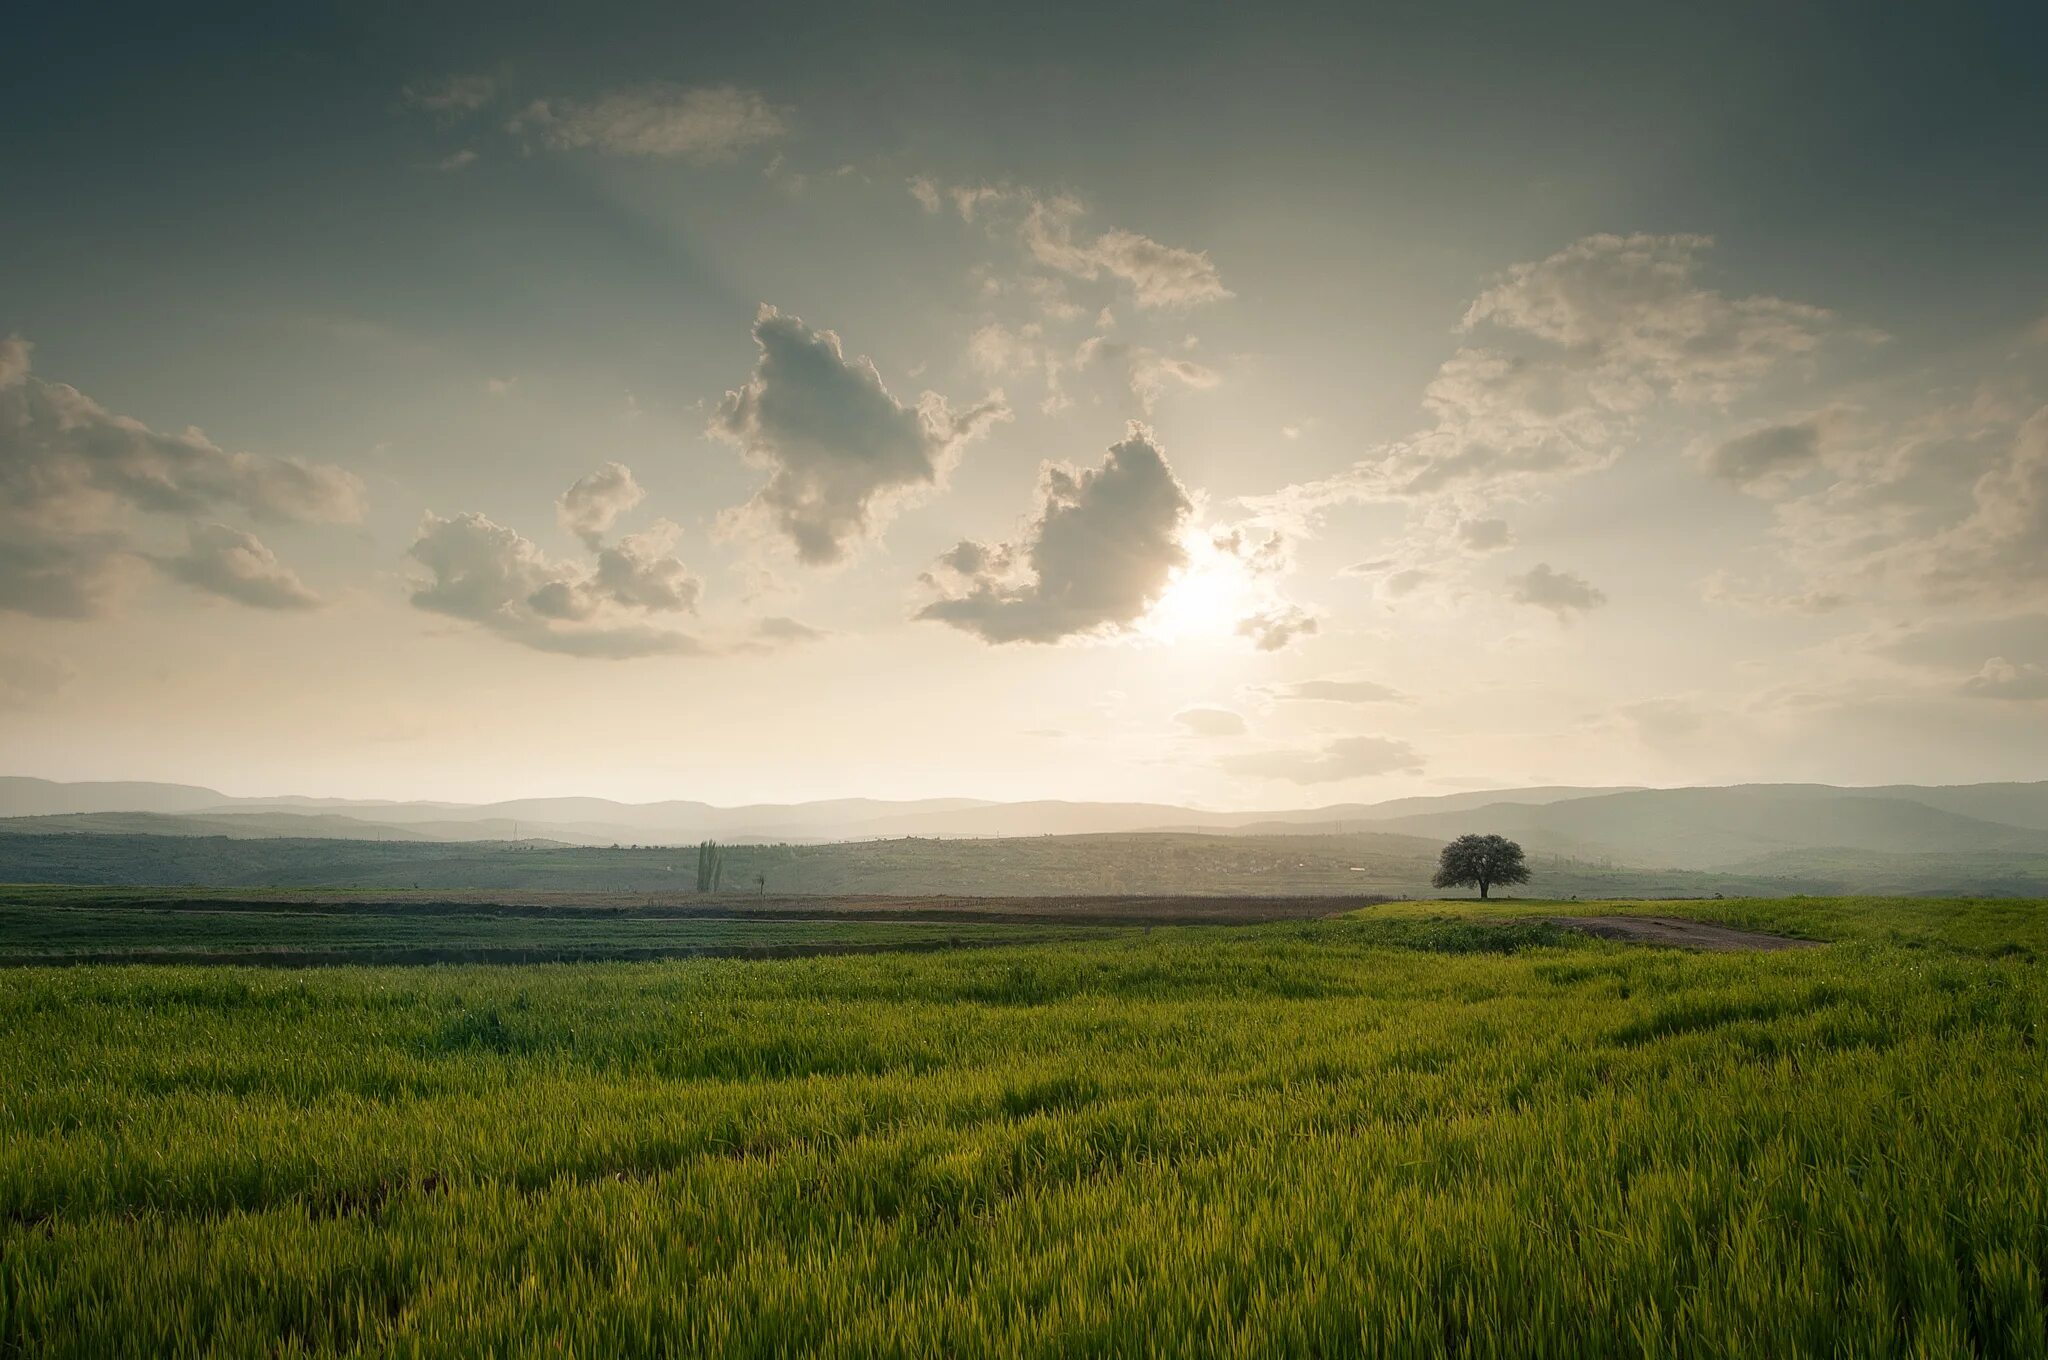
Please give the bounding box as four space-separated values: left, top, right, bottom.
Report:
2 3 2044 805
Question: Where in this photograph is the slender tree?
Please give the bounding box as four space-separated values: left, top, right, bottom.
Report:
1432 833 1530 900
696 840 725 893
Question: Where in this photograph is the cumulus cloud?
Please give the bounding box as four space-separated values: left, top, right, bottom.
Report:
918 424 1192 643
0 336 361 618
1174 707 1247 737
557 461 645 548
1220 735 1423 783
1267 678 1408 704
1959 657 2048 701
157 523 321 610
408 465 703 658
1508 563 1607 617
592 520 700 613
511 84 786 160
714 307 1008 564
1235 604 1320 651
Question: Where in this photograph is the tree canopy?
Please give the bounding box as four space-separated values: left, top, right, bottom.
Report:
1432 834 1530 900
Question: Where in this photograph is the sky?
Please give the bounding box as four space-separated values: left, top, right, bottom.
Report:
3 0 2045 807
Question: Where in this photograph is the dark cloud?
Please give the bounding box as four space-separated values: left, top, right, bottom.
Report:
1701 419 1823 491
918 424 1192 643
1220 735 1423 783
714 307 1008 564
156 523 321 610
1509 563 1608 617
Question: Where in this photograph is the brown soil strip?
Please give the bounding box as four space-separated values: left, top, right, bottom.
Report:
0 936 1057 970
1548 915 1822 952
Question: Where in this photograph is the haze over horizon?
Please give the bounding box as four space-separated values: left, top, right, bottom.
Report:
5 2 2045 808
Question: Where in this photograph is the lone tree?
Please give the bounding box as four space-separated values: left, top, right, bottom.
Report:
1432 834 1529 900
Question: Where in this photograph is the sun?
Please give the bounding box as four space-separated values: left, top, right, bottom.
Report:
1140 528 1261 644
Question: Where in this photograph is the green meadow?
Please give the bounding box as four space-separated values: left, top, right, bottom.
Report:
2 897 2045 1356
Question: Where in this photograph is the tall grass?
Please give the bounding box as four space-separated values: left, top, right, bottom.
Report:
1 902 2044 1356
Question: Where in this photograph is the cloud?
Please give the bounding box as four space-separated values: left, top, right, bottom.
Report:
1080 338 1222 411
1220 735 1423 783
402 75 497 118
753 615 826 643
156 523 321 610
1508 563 1607 617
432 149 479 173
1959 657 2048 701
919 424 1192 643
1911 406 2048 605
1461 232 1839 403
714 306 1008 564
1870 614 2048 671
1456 517 1513 552
1248 233 1840 516
1699 417 1827 493
511 85 786 160
917 181 1229 310
0 336 361 618
1174 707 1247 737
1267 678 1408 704
1023 197 1231 309
1700 570 1849 616
1235 604 1320 651
558 461 645 548
591 520 700 613
408 465 702 658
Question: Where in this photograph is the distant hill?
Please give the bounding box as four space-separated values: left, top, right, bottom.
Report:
0 811 445 841
0 779 232 817
0 778 2040 884
1369 786 2044 870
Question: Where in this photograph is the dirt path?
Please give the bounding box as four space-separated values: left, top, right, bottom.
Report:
1548 915 1822 952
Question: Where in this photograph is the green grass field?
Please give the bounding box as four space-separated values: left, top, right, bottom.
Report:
2 896 2045 1356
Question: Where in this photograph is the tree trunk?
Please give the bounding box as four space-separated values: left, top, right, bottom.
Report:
1479 881 1489 900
